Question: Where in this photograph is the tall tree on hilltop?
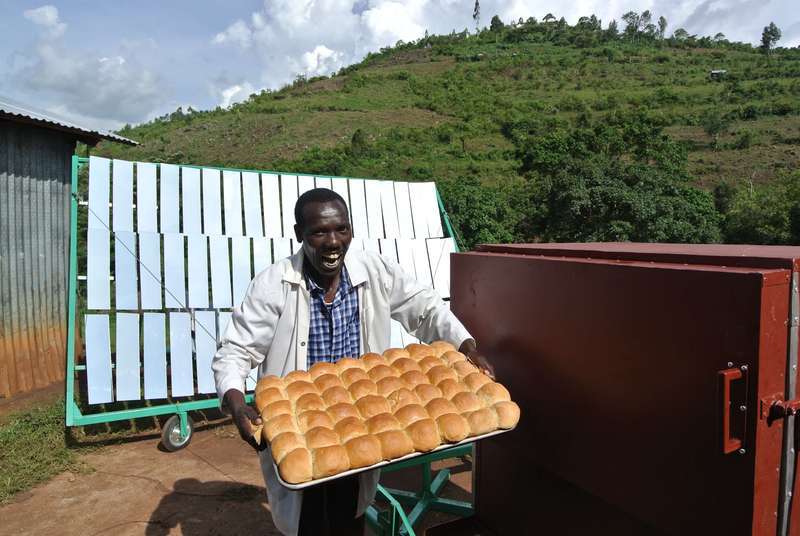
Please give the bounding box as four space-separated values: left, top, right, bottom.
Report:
490 14 504 32
543 13 555 23
606 19 619 40
622 11 640 41
658 16 668 39
761 22 781 54
472 0 480 33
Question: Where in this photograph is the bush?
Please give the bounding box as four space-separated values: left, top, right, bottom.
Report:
724 173 800 244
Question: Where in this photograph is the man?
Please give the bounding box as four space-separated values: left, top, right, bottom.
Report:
213 188 493 536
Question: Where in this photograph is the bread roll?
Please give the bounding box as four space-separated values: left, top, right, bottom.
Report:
441 351 467 366
477 382 511 405
334 416 368 443
365 413 401 434
297 410 334 433
387 388 420 410
430 340 457 356
392 358 422 374
345 435 383 468
308 361 338 380
305 426 340 449
367 364 395 382
494 401 521 429
394 403 429 427
451 391 483 413
376 376 405 397
335 357 364 374
427 365 458 386
463 372 492 393
312 445 350 479
438 379 469 400
466 407 499 436
377 430 414 460
383 348 410 363
279 448 312 484
356 395 392 419
453 360 478 378
286 381 318 403
418 355 444 374
348 379 378 400
284 370 312 383
326 402 361 424
360 353 386 370
400 370 428 389
321 386 352 406
270 432 306 464
314 373 344 392
436 413 470 443
295 393 326 413
255 387 285 412
406 418 441 452
341 367 370 387
425 398 458 420
414 383 443 405
255 375 284 393
265 414 300 442
261 399 292 421
405 343 433 360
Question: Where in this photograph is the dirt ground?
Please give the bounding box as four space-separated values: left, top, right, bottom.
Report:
0 421 472 536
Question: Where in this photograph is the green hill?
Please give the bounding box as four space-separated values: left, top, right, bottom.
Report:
95 15 800 247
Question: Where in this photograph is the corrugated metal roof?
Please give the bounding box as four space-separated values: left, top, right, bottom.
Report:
0 96 138 146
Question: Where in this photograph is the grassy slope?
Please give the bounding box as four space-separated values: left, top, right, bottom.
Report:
96 31 800 191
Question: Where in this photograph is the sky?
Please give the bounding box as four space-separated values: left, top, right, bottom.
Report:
1 0 798 132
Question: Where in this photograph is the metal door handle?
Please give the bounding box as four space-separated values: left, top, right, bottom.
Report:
719 368 743 454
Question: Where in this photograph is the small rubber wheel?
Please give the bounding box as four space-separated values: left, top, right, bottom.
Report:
161 414 194 452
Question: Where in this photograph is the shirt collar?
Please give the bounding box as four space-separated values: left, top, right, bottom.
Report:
305 265 352 296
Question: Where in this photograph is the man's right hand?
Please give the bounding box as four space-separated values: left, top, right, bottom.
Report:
223 389 264 451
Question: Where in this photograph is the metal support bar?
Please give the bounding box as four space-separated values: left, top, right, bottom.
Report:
778 270 800 536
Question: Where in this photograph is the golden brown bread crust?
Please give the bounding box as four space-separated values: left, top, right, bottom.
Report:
436 413 470 442
271 432 306 464
312 445 350 479
348 379 378 400
406 418 441 452
314 373 344 392
264 351 518 484
321 386 353 406
345 435 383 468
334 416 368 443
394 404 429 427
308 362 338 380
356 395 392 419
305 426 340 449
365 413 401 434
377 430 414 459
279 448 312 483
297 410 334 433
326 402 361 424
493 401 521 429
387 388 420 410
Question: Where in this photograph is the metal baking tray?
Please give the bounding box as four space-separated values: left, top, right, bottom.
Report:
274 426 515 490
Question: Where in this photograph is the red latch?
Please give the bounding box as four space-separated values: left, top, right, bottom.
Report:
767 399 800 423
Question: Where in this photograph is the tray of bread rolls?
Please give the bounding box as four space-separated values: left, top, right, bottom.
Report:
253 341 521 490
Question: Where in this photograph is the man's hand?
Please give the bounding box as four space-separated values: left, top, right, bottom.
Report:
223 389 265 451
458 339 495 380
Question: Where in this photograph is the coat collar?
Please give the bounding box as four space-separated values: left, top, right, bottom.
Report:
282 247 368 287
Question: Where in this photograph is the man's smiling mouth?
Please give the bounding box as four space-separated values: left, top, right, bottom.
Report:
321 251 342 269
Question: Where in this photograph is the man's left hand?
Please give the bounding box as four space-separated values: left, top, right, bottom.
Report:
458 339 495 380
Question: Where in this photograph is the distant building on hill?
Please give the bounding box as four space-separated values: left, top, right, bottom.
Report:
709 69 728 81
0 96 137 399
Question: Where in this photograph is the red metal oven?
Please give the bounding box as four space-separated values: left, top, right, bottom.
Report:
451 244 800 536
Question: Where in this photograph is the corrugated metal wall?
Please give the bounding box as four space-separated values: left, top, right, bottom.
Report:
0 119 73 397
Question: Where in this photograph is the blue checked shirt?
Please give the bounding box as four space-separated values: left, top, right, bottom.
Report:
305 266 361 366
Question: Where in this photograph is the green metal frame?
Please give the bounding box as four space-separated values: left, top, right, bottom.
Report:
66 155 473 534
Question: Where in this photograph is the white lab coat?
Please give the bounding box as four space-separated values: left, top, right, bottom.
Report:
213 248 472 536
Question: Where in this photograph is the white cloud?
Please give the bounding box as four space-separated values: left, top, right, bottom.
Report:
23 5 66 39
13 8 166 129
212 19 253 48
299 45 345 76
219 82 256 107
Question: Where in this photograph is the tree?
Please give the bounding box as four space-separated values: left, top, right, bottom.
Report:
673 28 689 41
713 32 726 42
760 22 781 54
606 19 619 40
543 13 555 23
658 16 668 39
490 14 504 32
472 0 480 32
701 110 732 149
622 11 640 40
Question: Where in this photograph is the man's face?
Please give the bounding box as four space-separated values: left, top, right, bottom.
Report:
295 200 352 277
